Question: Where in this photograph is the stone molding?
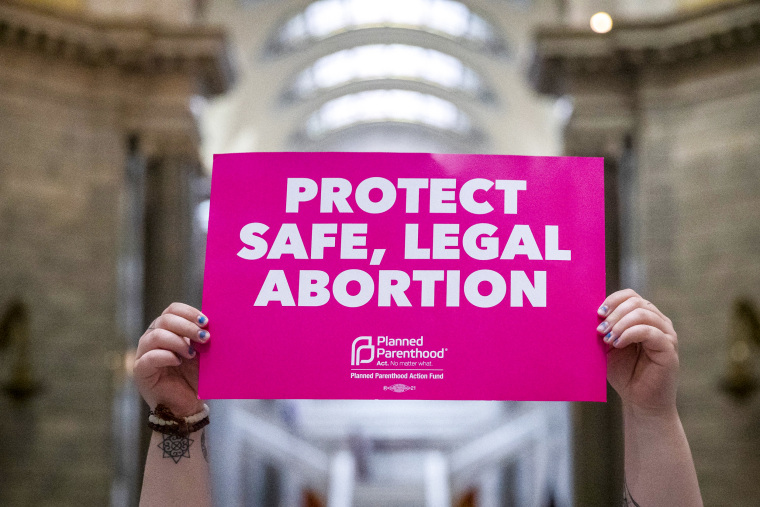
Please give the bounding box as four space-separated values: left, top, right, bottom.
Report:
0 0 233 96
531 0 760 95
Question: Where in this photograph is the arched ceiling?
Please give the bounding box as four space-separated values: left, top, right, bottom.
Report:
200 0 564 164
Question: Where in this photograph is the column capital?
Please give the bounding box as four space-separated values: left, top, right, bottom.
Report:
0 0 234 96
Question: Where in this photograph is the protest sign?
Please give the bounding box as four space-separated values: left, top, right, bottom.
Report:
198 152 606 401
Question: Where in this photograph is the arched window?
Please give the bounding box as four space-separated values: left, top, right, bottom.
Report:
305 89 473 139
289 44 488 101
270 0 506 55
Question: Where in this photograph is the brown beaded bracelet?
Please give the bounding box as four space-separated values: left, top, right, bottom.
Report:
148 403 210 437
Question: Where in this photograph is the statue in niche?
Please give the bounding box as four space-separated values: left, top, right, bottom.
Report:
0 299 42 401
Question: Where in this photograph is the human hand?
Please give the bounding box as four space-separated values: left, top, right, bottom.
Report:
134 302 210 417
597 289 679 416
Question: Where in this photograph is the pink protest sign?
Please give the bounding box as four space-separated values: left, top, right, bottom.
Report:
199 152 606 401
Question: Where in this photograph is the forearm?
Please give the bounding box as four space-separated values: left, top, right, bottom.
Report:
623 405 702 507
140 428 212 507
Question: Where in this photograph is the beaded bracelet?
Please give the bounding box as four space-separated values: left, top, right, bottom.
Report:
148 403 210 436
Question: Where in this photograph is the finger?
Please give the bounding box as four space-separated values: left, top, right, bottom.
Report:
597 288 639 317
161 302 209 328
600 296 676 340
643 301 675 335
597 293 646 335
597 294 672 335
133 349 183 377
609 324 677 359
152 313 210 344
598 290 672 331
137 328 197 360
604 307 673 344
634 298 669 323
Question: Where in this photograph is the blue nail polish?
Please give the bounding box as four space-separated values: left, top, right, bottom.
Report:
599 305 609 316
199 330 208 340
613 338 619 346
605 332 613 342
598 321 608 331
198 315 207 325
189 346 196 356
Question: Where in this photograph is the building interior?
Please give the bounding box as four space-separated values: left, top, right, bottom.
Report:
0 0 759 505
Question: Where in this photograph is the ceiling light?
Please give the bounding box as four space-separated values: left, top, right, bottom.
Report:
590 12 613 34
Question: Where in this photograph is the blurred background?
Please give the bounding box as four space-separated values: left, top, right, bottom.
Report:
0 0 759 505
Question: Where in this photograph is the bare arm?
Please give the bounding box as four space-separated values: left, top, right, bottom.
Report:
140 429 211 506
598 289 703 507
134 302 213 507
621 406 701 507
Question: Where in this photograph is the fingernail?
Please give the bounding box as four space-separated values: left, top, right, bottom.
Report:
604 332 613 343
189 346 196 356
198 315 207 325
597 321 609 332
598 305 609 316
613 338 619 346
199 330 209 341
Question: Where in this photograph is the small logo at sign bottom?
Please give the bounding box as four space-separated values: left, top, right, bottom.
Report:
384 384 416 393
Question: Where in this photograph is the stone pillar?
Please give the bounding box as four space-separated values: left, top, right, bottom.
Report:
129 130 207 499
563 85 633 506
142 137 201 323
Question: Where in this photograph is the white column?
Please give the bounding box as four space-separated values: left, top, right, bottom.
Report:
424 451 451 507
327 450 355 507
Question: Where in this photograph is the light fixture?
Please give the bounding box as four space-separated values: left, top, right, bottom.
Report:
590 12 613 34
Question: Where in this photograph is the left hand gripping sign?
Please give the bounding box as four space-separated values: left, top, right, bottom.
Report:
198 152 606 401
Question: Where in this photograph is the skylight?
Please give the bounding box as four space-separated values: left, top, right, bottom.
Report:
272 0 503 54
305 89 473 138
291 44 486 99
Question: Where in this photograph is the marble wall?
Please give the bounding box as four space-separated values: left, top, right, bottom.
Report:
0 2 229 504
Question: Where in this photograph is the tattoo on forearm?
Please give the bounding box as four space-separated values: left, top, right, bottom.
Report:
157 434 194 464
201 429 209 463
622 480 641 507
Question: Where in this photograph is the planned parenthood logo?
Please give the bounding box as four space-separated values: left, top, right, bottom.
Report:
351 336 375 366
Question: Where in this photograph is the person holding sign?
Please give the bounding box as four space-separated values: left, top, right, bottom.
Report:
134 289 703 507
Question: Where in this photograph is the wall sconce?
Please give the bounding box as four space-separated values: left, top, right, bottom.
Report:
719 298 760 402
